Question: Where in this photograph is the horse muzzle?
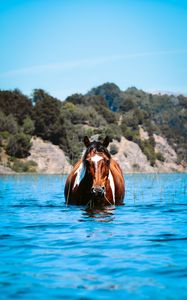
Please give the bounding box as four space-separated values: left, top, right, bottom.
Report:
91 186 105 198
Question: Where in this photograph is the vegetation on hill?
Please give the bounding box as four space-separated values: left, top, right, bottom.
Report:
0 83 186 167
88 83 187 163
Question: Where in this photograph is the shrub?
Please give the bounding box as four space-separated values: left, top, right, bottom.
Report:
132 163 140 170
119 98 135 111
139 140 156 166
156 152 165 162
0 111 18 134
22 116 35 135
12 160 37 172
0 131 10 139
98 125 121 142
122 127 139 143
110 144 118 155
6 133 32 158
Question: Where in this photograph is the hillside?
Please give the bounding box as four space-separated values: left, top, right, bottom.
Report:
88 83 187 163
0 84 186 173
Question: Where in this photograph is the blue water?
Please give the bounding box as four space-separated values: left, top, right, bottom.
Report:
0 174 187 300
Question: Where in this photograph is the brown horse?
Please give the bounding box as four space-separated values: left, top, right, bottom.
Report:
64 136 125 206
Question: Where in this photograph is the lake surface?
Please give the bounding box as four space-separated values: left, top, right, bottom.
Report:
0 174 187 300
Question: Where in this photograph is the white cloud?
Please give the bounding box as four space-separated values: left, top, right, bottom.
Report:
1 49 187 78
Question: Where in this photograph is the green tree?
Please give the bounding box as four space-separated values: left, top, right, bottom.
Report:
32 89 63 144
0 111 18 134
0 89 32 124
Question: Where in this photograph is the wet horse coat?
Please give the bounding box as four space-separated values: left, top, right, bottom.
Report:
64 137 125 206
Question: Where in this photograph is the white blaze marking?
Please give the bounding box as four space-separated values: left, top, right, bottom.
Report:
91 154 103 163
73 163 85 189
91 154 103 172
109 171 115 203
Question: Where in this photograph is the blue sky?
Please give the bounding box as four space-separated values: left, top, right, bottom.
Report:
1 0 187 99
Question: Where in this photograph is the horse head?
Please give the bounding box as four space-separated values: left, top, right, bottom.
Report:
83 136 111 202
65 136 125 206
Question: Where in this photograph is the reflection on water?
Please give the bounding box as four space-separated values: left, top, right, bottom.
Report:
81 206 116 222
0 174 187 300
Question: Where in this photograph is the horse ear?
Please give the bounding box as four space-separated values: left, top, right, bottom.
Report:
103 136 110 148
83 136 90 148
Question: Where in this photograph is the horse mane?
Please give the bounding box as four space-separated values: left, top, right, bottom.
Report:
83 141 111 161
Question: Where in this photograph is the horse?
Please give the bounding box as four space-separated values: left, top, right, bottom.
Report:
64 136 125 206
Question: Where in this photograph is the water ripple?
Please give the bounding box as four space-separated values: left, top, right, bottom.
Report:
0 174 187 300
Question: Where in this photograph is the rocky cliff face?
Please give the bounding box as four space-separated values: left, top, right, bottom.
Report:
111 137 154 173
110 134 186 173
0 165 15 174
25 137 72 174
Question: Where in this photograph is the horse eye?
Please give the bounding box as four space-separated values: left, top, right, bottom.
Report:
105 159 110 166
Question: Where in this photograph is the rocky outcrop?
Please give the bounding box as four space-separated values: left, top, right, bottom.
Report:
153 134 185 172
154 134 177 163
110 137 154 173
110 135 186 173
25 137 72 174
0 165 15 174
0 147 15 174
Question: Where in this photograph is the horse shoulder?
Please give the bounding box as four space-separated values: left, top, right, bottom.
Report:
110 159 123 176
109 159 125 202
65 160 83 195
65 159 89 205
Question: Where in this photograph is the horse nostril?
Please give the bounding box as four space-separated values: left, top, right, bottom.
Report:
91 186 105 197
